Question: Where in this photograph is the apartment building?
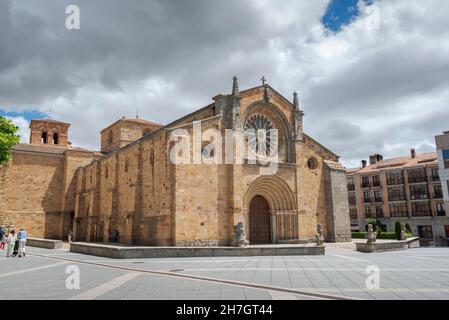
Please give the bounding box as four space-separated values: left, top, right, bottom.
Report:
435 131 449 215
347 149 449 246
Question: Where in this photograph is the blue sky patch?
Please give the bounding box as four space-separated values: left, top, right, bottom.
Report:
322 0 376 32
0 109 47 121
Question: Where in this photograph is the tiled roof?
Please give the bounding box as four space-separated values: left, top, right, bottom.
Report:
30 119 70 126
12 144 96 155
347 152 438 174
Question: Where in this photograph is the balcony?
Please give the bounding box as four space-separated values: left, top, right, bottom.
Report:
388 195 406 202
361 182 371 188
408 176 427 183
387 178 404 186
437 210 446 217
410 193 429 200
391 212 408 218
372 181 381 187
412 211 432 217
433 191 443 199
431 175 440 181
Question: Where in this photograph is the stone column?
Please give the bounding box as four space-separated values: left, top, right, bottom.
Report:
270 210 277 244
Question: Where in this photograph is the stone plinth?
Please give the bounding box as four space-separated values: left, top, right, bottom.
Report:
70 242 325 259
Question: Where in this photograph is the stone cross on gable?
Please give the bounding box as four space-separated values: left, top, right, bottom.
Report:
261 76 267 85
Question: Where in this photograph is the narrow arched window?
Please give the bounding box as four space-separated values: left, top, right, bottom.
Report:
53 133 59 145
41 132 48 144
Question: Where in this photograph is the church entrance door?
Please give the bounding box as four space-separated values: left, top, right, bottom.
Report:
249 195 271 244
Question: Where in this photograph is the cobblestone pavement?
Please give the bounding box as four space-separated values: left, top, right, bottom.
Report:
1 245 449 300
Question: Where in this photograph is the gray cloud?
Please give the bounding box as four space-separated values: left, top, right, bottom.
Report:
1 0 448 167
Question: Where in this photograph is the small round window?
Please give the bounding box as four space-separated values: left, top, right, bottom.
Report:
307 157 318 170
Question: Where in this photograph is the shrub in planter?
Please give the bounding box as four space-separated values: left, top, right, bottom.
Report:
351 232 365 239
405 223 412 234
377 232 397 240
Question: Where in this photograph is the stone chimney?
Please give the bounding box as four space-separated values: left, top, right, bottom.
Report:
362 160 367 168
369 155 377 165
411 148 416 159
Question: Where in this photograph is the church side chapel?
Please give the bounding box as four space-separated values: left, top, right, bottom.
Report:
0 77 351 246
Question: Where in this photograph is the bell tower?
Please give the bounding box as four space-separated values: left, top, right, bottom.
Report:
29 119 70 148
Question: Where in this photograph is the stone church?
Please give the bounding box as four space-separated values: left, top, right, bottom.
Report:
0 78 351 246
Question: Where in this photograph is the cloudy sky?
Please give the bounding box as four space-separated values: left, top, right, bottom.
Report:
1 0 448 167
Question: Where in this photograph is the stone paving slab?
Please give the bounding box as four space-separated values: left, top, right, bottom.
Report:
1 246 449 300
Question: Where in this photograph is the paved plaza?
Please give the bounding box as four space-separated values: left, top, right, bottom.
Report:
1 244 449 300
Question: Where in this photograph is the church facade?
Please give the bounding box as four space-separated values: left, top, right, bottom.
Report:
0 78 351 246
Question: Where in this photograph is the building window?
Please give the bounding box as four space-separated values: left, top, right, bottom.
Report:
390 203 408 217
361 176 371 188
363 191 371 203
437 203 446 216
388 187 406 201
347 179 355 191
349 208 358 220
149 149 154 166
409 184 428 200
386 170 403 185
108 131 113 145
52 133 59 145
375 206 384 218
408 168 427 183
443 150 449 169
433 184 443 199
105 165 109 179
417 225 433 239
374 190 382 203
431 168 440 181
372 175 381 187
365 206 372 218
307 157 318 170
348 194 357 206
412 202 431 217
125 159 130 172
41 132 48 144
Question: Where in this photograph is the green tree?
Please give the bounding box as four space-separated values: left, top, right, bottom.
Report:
0 116 20 165
395 221 402 240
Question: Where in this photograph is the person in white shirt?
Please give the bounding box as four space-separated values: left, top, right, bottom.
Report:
6 230 17 258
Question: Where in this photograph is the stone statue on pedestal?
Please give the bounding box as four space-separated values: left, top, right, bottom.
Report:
367 224 377 245
400 224 407 241
232 222 249 247
315 224 324 245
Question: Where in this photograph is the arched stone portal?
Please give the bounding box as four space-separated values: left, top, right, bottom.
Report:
249 195 271 244
244 176 299 244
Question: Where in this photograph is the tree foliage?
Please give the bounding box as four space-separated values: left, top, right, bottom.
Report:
0 116 20 165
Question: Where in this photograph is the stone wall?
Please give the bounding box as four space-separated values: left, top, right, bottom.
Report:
324 161 352 242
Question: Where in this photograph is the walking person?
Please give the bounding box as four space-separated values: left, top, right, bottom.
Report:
17 228 27 257
0 227 5 250
6 230 16 258
68 229 72 243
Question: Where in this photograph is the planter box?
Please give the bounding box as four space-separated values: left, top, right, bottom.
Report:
356 237 420 253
